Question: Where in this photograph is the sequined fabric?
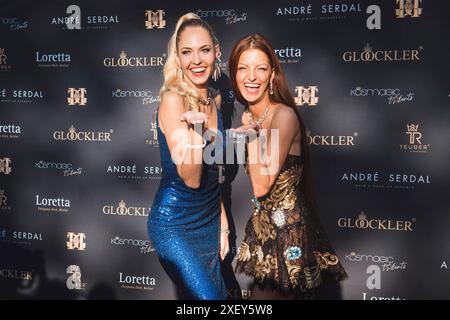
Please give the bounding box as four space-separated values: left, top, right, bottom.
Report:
147 104 227 300
236 155 348 292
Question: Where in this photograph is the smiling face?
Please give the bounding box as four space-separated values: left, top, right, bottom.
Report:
236 48 274 105
177 26 218 89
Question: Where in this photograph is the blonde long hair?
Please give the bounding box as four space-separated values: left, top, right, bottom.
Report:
160 13 219 111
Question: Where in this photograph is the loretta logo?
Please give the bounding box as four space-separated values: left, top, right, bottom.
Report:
362 293 405 300
0 124 21 139
35 195 70 213
145 10 166 29
119 272 156 290
36 51 71 68
274 47 302 64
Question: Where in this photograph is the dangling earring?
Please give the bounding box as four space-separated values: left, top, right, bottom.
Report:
269 80 274 95
177 67 184 82
212 52 222 82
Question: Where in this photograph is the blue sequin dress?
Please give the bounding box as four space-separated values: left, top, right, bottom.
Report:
147 99 227 300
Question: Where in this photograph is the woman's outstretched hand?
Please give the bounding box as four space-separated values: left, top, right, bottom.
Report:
230 124 258 135
180 111 208 127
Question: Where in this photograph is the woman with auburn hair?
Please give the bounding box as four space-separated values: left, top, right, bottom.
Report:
147 13 228 300
229 34 347 298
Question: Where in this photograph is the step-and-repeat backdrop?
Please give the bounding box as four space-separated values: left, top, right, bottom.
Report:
1 0 449 300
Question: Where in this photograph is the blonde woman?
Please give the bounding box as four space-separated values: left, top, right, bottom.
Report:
147 13 228 300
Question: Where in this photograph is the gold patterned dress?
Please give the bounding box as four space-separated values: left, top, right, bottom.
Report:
236 155 348 292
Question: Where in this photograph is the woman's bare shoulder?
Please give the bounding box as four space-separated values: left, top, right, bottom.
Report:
159 90 186 116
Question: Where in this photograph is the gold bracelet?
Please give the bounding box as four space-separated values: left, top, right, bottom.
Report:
220 228 231 234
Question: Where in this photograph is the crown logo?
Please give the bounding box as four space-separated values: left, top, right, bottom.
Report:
358 210 367 220
363 43 372 53
407 124 419 132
